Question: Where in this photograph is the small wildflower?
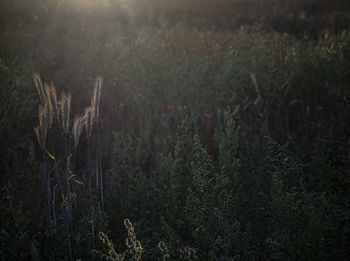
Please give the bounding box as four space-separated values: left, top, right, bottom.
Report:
119 103 125 110
204 113 212 119
167 105 175 113
181 141 187 145
258 113 264 119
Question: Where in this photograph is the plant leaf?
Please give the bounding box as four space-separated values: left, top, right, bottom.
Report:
45 149 55 160
72 178 85 186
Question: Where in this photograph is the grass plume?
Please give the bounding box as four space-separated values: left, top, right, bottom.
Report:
92 77 103 124
34 125 47 149
73 114 84 149
60 92 71 135
38 103 52 130
45 82 59 121
84 106 94 138
33 72 46 104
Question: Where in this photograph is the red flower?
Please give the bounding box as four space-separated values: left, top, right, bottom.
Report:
181 141 187 145
119 103 125 110
258 113 264 119
167 105 175 113
204 113 212 119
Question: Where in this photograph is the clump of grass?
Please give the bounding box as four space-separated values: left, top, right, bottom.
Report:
32 73 107 260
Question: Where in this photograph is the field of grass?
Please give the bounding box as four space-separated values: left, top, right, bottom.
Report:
1 0 350 260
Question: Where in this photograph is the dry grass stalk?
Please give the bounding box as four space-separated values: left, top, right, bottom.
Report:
38 103 52 130
92 77 103 124
33 72 46 104
60 92 71 134
38 104 46 128
73 114 84 149
45 101 53 129
250 73 263 105
34 125 47 149
84 106 94 138
45 82 59 121
35 104 50 149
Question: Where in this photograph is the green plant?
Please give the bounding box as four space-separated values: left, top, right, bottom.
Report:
0 186 31 260
97 219 144 261
265 137 329 260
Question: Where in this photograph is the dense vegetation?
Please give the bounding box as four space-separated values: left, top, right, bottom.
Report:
1 0 350 260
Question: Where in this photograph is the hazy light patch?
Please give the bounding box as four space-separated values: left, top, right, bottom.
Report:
68 0 116 11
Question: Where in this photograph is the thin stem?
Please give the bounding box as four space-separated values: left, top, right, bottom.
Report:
47 165 53 259
65 135 74 261
88 138 95 258
99 138 104 209
52 184 58 242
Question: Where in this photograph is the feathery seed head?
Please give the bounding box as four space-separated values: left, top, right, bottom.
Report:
60 92 71 134
45 101 53 129
34 126 47 149
92 77 103 124
73 114 83 149
38 101 52 130
33 72 46 104
45 83 59 121
38 104 45 128
84 106 94 138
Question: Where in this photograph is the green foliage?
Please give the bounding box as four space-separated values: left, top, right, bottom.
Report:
108 131 137 198
0 186 31 260
0 61 37 186
267 190 329 260
263 137 336 260
215 113 241 215
185 135 216 259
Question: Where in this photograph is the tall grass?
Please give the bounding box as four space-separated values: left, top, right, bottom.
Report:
31 74 106 260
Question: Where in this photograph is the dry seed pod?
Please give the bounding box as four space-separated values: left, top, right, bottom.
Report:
33 72 46 104
60 92 71 135
84 106 94 138
92 77 103 124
